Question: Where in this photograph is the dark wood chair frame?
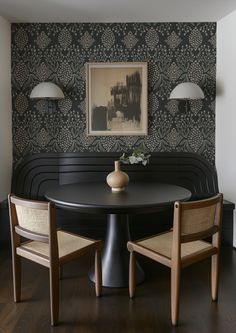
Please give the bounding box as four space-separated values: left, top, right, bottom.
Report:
128 194 223 326
8 194 103 326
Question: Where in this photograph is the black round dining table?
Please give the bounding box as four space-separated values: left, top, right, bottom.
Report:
45 182 191 288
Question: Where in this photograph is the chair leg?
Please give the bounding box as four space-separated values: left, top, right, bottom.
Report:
171 266 180 326
129 251 136 298
211 253 219 301
49 265 60 326
59 266 63 280
12 254 21 302
95 250 102 297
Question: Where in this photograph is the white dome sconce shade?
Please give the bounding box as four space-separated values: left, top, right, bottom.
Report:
169 82 204 100
30 82 64 100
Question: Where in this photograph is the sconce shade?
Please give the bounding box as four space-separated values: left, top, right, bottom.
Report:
169 82 204 100
30 82 64 99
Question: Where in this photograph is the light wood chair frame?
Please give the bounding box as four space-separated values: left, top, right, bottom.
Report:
127 193 223 326
8 194 103 326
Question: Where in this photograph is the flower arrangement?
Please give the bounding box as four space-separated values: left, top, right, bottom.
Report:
119 149 151 166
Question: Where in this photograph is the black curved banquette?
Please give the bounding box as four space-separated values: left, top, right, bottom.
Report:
11 152 234 245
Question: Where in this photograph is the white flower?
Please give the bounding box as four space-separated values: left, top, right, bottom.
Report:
119 150 150 166
129 155 138 164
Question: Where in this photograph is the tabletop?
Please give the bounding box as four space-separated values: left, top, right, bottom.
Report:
45 181 192 214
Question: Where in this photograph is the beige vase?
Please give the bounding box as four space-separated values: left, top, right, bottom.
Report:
106 160 129 192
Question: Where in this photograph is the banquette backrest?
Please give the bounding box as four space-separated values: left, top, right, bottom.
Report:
10 151 235 245
12 152 219 200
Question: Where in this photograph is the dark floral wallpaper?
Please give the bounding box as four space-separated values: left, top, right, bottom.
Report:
11 23 216 165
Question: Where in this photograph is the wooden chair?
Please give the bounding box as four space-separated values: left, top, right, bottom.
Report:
8 194 103 326
127 194 223 326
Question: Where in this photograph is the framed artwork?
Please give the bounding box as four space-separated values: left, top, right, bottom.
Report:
86 62 148 136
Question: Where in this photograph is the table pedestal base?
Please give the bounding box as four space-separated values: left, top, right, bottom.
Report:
89 214 145 288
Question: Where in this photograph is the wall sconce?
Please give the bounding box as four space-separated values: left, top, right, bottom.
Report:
30 82 64 100
169 82 204 112
169 82 204 100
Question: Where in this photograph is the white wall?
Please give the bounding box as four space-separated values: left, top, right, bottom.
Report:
0 16 12 202
216 10 236 247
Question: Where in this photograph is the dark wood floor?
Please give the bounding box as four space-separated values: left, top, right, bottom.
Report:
0 246 236 333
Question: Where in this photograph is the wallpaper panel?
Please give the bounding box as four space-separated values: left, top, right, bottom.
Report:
11 23 216 165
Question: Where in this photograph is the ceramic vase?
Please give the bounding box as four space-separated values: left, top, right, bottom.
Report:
106 160 129 192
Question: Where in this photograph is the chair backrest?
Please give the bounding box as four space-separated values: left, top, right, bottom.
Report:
173 194 223 245
8 194 56 245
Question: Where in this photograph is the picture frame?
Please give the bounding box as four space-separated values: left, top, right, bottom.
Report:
86 62 148 136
